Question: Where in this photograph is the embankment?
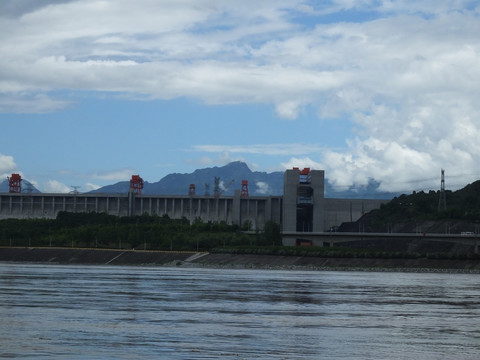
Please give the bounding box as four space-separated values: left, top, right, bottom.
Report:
1 247 480 272
0 247 195 266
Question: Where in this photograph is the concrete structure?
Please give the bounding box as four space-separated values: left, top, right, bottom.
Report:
281 168 385 245
280 231 479 253
283 168 325 233
0 169 387 232
0 191 283 229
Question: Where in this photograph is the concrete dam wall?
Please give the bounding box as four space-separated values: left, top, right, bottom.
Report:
0 165 388 231
0 191 384 230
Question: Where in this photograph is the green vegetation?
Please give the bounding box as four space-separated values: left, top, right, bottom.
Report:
0 212 282 251
385 180 480 220
342 181 480 233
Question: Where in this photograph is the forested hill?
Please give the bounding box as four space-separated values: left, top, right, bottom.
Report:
340 180 480 233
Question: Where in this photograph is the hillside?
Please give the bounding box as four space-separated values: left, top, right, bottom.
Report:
340 180 480 233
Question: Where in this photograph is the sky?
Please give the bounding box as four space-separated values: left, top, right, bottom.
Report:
1 0 479 195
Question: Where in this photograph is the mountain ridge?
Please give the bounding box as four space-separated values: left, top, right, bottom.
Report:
2 162 399 199
0 178 41 194
89 161 285 196
89 161 397 199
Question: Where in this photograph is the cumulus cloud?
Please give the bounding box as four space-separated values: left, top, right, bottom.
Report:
84 182 100 191
1 1 479 191
0 153 17 178
256 181 270 195
43 180 71 193
281 157 323 171
0 93 71 113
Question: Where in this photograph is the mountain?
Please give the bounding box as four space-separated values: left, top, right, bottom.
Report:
0 178 41 193
1 162 399 198
90 161 285 196
90 161 398 199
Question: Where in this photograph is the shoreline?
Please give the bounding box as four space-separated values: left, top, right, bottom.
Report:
1 247 480 273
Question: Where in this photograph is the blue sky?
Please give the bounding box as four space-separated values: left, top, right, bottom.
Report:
1 0 479 194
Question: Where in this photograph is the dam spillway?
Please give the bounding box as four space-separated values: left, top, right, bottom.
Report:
0 191 384 231
0 192 283 229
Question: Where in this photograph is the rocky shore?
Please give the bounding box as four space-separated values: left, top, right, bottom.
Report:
2 247 480 272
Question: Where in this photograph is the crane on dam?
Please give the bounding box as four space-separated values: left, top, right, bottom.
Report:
7 174 22 193
213 177 234 197
129 175 144 195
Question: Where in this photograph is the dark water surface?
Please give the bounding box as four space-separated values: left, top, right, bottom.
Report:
1 263 479 359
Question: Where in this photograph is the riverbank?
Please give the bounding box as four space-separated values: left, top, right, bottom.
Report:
2 247 480 272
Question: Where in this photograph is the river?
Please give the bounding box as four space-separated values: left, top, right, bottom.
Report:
0 263 479 359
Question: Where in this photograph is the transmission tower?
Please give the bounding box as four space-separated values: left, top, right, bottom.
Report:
438 169 446 212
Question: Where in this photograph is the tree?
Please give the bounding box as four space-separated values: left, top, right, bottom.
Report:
263 221 281 246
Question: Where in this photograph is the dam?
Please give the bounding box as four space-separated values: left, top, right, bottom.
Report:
0 169 387 231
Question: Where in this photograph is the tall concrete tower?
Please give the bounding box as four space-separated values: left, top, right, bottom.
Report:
282 169 299 233
310 170 325 232
282 168 325 238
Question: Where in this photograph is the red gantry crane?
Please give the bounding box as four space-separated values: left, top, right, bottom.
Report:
240 180 249 197
129 175 144 195
8 173 22 193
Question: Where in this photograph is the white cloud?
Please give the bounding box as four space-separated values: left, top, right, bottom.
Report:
1 1 479 191
0 154 17 180
256 181 270 195
281 157 323 171
275 101 302 120
43 180 71 193
84 182 100 191
0 93 71 113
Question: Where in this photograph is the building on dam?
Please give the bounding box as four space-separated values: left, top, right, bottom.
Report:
0 168 387 232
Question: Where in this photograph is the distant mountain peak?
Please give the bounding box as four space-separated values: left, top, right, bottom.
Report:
223 161 250 170
89 161 283 196
88 161 398 199
0 178 41 194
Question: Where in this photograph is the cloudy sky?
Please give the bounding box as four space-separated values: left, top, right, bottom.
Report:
1 0 479 194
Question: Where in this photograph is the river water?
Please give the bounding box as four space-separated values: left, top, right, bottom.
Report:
0 263 479 359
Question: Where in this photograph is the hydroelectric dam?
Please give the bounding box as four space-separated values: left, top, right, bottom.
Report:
0 169 387 233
